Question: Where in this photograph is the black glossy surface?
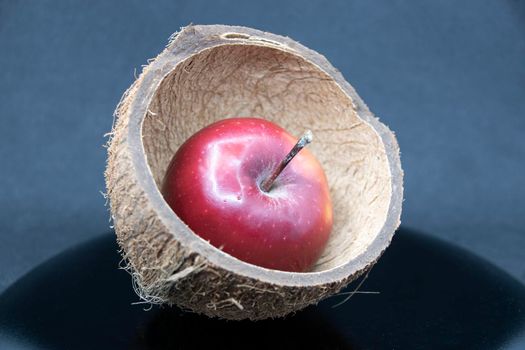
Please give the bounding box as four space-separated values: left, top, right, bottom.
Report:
1 227 524 349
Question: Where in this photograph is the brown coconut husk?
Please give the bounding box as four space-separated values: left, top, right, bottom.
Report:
105 24 403 320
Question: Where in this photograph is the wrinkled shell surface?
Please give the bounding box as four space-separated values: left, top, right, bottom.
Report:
105 24 403 320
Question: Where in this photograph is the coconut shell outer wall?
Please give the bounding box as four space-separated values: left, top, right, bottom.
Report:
105 25 403 320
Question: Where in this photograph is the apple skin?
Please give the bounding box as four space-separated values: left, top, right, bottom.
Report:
162 118 333 272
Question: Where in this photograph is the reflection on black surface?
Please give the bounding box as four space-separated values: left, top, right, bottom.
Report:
0 228 524 349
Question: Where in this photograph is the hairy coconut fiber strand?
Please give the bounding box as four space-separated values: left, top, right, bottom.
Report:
105 24 403 320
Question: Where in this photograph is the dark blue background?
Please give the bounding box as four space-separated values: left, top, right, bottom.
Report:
1 0 524 292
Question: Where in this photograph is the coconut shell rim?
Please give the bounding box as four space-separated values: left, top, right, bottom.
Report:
122 24 403 287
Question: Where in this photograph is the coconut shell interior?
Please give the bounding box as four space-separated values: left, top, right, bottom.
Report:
142 43 392 272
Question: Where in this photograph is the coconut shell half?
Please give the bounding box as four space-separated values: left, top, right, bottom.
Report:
105 24 403 320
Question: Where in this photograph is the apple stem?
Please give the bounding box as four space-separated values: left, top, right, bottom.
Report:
260 130 313 193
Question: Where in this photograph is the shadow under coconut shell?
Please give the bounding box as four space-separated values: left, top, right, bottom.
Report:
1 227 525 349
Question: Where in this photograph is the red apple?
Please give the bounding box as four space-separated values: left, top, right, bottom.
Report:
162 118 333 272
